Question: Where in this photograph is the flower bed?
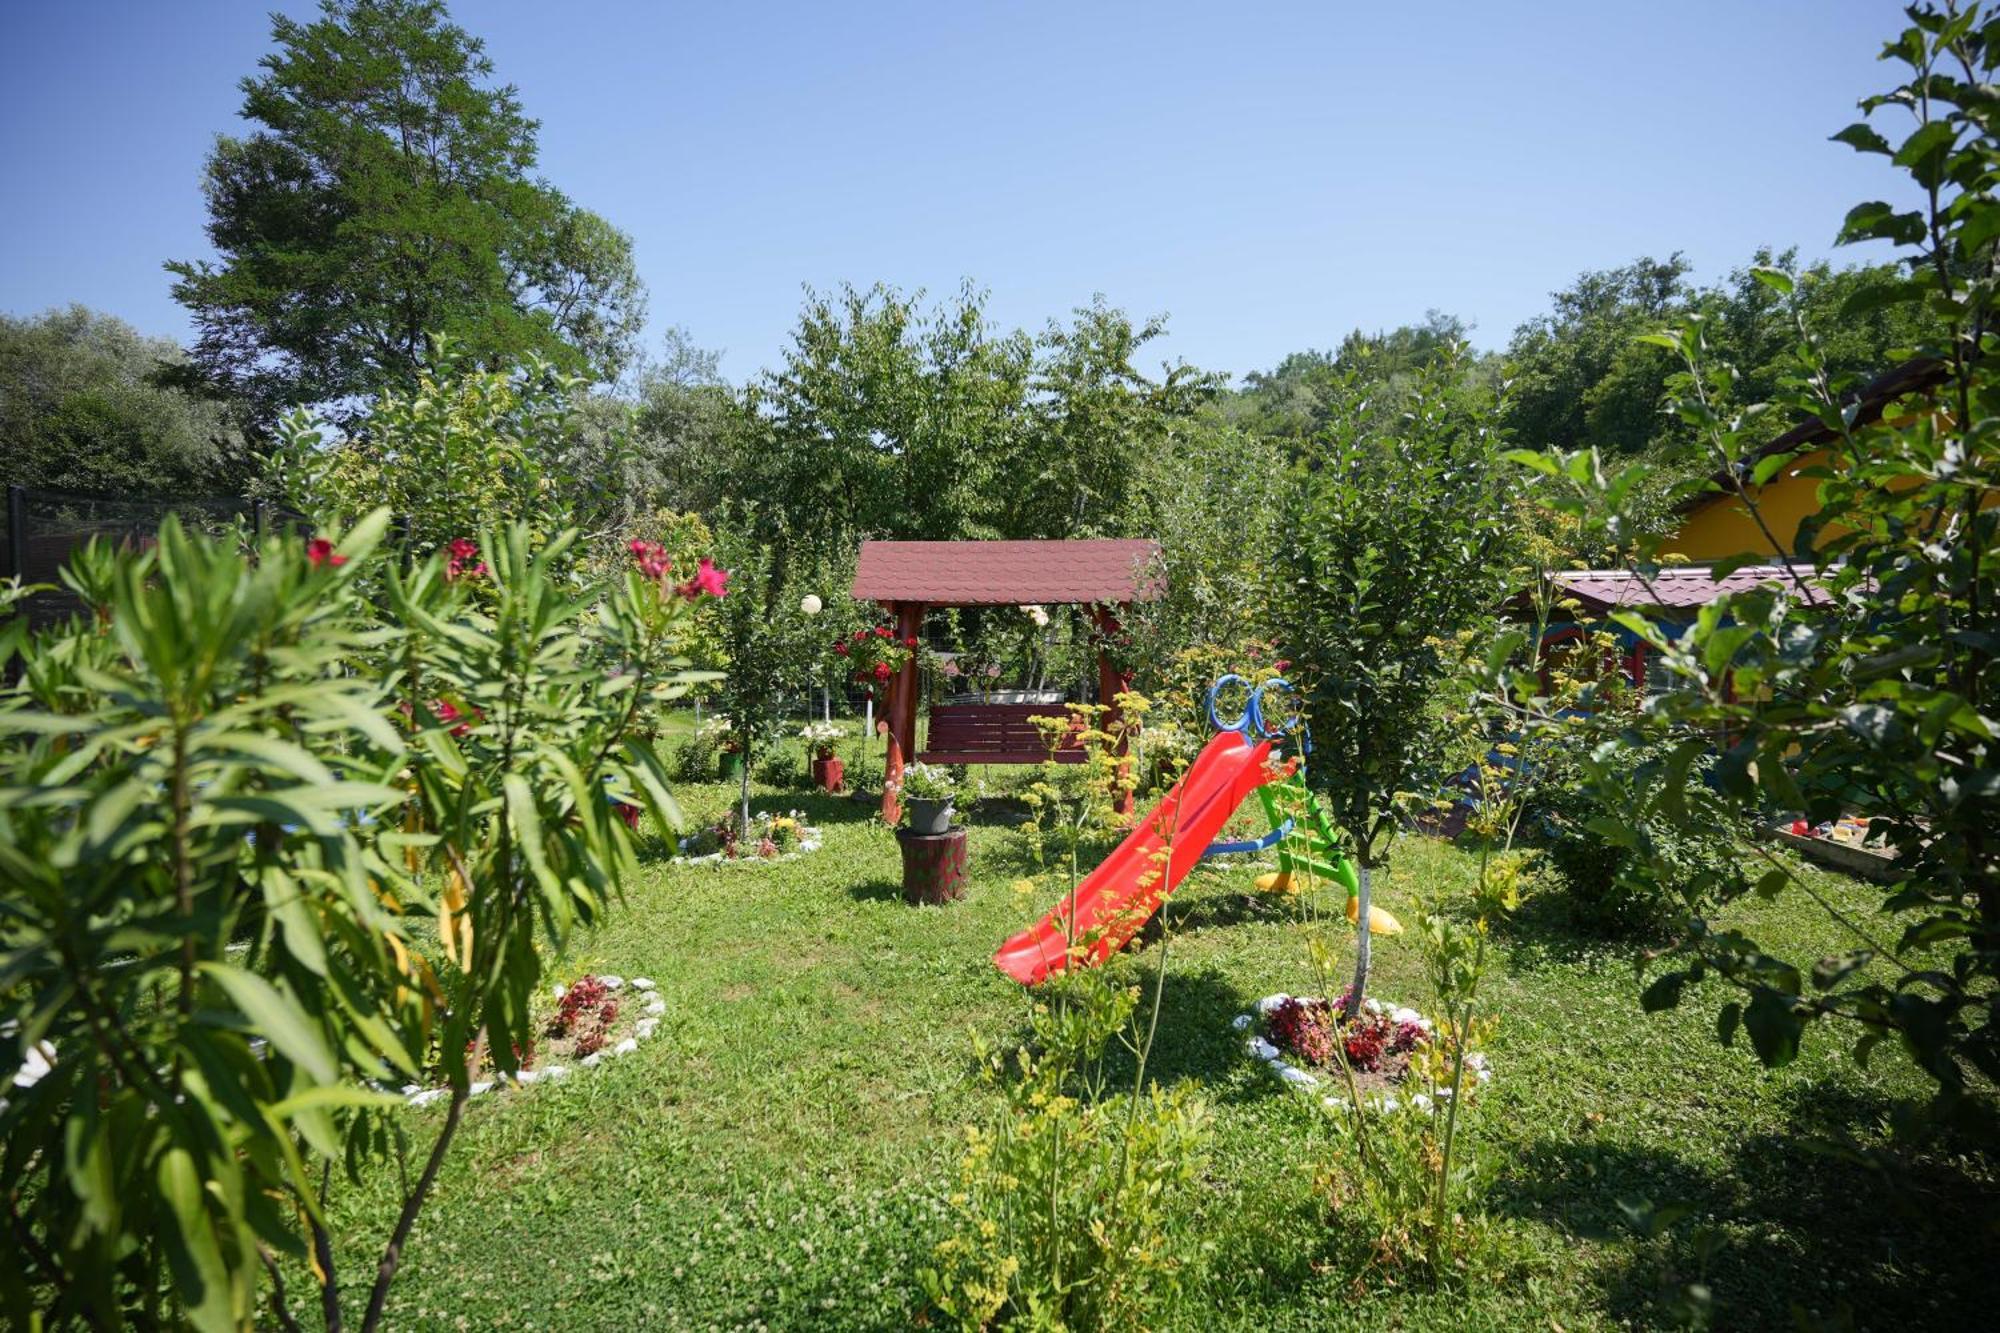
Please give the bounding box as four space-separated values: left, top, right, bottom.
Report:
676 809 823 865
402 973 667 1107
1232 989 1490 1112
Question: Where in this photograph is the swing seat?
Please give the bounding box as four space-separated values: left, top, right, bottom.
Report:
918 702 1086 765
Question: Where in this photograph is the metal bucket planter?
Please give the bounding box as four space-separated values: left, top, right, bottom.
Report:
905 797 954 836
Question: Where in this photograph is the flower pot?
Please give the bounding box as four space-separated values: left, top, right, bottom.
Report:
811 755 845 793
905 796 954 836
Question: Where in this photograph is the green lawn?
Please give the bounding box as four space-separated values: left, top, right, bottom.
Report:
322 768 1995 1331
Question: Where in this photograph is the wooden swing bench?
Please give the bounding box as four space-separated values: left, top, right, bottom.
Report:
919 701 1086 766
852 538 1162 819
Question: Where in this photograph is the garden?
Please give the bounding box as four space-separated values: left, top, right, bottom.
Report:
2 2 1998 1331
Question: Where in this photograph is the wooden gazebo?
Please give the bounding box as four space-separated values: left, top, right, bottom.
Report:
851 539 1162 822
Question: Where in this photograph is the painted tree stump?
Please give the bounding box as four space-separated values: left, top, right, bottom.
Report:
897 827 968 905
811 755 845 793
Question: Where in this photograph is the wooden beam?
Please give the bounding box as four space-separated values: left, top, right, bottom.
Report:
1094 603 1135 815
881 600 925 823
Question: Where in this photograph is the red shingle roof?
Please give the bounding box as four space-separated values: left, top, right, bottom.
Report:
1551 564 1819 615
851 539 1162 606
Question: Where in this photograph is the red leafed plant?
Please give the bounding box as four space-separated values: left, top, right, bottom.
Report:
1268 990 1428 1073
1268 997 1335 1066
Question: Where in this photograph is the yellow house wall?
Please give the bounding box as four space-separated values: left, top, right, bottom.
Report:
1661 449 1832 562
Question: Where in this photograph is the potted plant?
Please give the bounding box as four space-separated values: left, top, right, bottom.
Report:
799 720 847 792
897 761 958 835
696 714 738 781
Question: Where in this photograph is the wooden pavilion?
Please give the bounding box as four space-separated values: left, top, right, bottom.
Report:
850 539 1161 822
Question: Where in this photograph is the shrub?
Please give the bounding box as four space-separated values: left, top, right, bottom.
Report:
1532 737 1747 936
922 973 1207 1330
0 515 709 1330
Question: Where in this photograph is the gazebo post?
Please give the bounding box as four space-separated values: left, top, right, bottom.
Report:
881 600 925 823
1094 603 1136 816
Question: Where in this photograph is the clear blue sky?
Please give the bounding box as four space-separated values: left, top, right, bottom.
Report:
0 0 1919 384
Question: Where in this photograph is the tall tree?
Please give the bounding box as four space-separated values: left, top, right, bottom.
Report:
1270 343 1520 1012
1502 250 1935 460
1228 310 1486 447
0 306 251 495
166 0 644 426
749 282 1030 553
997 298 1222 540
1502 255 1694 459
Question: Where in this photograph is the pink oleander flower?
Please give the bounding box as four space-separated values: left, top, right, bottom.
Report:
677 558 729 600
445 536 486 582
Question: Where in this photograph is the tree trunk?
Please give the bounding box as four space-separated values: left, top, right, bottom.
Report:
1346 863 1372 1017
739 743 752 839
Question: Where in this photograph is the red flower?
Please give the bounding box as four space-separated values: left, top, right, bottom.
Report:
433 699 475 738
629 539 649 555
306 538 346 569
873 661 892 681
834 641 850 656
677 557 729 600
903 636 919 650
1275 659 1293 672
445 536 485 582
874 626 892 639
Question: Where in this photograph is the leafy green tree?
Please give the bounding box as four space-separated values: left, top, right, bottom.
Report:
745 284 1217 551
748 282 1030 551
1516 1 2000 1109
264 343 624 569
709 516 824 834
0 306 251 495
992 298 1223 540
1503 249 1935 464
1270 345 1520 1012
1502 255 1694 459
1227 311 1486 447
621 326 749 521
167 0 643 426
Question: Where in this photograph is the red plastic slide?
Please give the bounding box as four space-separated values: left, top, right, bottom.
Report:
993 729 1279 986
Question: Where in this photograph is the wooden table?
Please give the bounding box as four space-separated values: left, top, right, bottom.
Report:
896 826 968 905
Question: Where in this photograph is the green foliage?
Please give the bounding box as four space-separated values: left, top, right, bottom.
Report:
1123 416 1288 710
618 326 749 521
166 0 642 425
896 761 958 802
1272 346 1520 868
1227 311 1490 446
1501 250 1932 464
924 985 1207 1331
1515 2 2000 1104
0 306 252 496
0 509 707 1329
708 519 826 833
741 283 1218 554
265 343 618 567
1533 737 1749 936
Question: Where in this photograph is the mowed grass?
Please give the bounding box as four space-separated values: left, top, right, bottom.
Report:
322 765 1997 1331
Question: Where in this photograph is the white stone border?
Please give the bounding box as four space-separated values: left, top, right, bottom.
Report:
1235 992 1489 1112
401 975 667 1107
676 814 824 867
677 833 823 867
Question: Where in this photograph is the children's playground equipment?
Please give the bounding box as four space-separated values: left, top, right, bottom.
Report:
993 676 1400 987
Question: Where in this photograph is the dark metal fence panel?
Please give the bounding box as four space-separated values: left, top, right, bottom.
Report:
0 485 306 630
